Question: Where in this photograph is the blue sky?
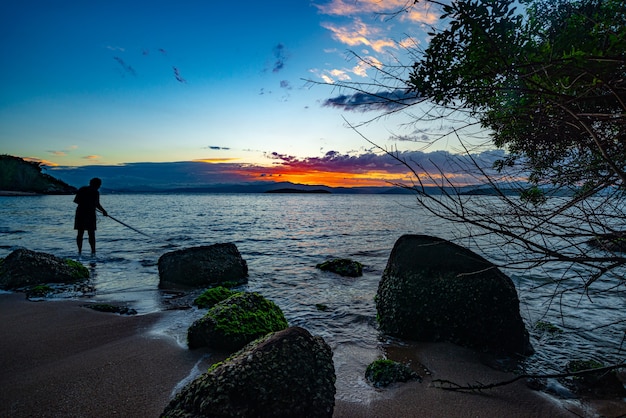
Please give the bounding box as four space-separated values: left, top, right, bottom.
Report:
1 0 489 187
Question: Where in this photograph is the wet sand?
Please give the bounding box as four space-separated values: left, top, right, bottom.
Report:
1 293 623 417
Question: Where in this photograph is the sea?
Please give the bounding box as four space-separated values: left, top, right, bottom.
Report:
1 193 624 401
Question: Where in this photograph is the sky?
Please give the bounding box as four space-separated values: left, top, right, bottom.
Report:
0 0 494 188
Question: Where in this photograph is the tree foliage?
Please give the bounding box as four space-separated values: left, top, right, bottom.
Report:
409 0 626 194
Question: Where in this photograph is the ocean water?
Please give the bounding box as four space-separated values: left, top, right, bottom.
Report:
1 193 624 401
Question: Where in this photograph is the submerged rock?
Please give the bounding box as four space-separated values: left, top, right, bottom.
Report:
187 292 288 351
163 327 336 418
316 258 363 277
376 234 532 355
158 243 248 289
365 359 421 388
0 249 89 290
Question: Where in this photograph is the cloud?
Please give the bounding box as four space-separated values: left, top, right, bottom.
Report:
322 89 420 111
263 148 507 186
280 80 292 90
316 0 438 24
205 146 231 150
113 56 136 76
173 66 186 83
83 155 101 160
321 19 396 53
48 150 67 156
272 43 289 73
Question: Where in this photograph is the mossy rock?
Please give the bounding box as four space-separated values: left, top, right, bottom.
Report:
365 359 421 388
25 284 55 298
187 292 288 351
194 286 240 309
562 360 626 398
85 303 137 315
0 249 89 290
316 258 363 277
163 327 336 418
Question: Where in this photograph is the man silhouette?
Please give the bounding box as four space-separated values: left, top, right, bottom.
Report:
74 177 107 256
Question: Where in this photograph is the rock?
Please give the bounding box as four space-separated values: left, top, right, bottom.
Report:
563 360 626 398
365 359 421 388
158 243 248 289
84 303 137 315
376 234 532 355
316 258 363 277
0 249 89 290
162 327 336 418
187 292 288 351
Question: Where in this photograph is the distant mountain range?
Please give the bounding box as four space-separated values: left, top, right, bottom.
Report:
2 155 539 196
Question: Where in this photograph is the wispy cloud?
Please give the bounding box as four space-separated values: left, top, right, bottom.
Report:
316 0 438 24
322 89 420 111
48 150 67 156
113 56 136 76
271 43 289 73
321 19 396 53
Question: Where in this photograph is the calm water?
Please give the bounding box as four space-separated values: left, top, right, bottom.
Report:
1 193 624 400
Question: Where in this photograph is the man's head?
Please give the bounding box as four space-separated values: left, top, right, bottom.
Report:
89 178 102 188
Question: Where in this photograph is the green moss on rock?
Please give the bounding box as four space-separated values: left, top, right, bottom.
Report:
65 259 89 280
365 359 421 388
26 284 54 298
194 286 239 309
187 292 288 351
316 258 363 277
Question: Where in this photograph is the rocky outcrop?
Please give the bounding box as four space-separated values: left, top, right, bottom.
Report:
158 243 248 289
188 292 288 351
376 234 532 355
316 258 363 277
163 327 336 418
0 154 76 194
0 249 89 290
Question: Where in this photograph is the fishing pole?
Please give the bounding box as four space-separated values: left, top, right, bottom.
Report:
98 210 154 239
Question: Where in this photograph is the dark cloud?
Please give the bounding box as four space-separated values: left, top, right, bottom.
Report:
272 43 289 73
206 146 231 150
173 66 186 83
266 149 506 177
280 80 292 90
113 56 136 76
322 89 421 112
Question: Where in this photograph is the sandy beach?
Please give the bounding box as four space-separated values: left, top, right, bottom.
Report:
1 293 624 418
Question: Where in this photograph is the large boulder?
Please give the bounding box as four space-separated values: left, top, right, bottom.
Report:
158 243 248 289
0 249 89 290
376 234 532 355
188 292 288 351
162 327 336 418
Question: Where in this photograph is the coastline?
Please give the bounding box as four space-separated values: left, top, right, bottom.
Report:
1 293 623 417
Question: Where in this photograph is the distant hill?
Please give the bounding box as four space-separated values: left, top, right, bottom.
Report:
0 155 77 194
265 188 331 194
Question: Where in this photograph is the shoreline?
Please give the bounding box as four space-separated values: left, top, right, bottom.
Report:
1 293 623 417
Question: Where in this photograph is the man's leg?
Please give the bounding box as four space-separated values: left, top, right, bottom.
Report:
87 230 96 255
76 230 84 255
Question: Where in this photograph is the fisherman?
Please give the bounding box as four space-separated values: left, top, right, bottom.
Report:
74 177 107 256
